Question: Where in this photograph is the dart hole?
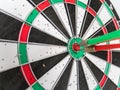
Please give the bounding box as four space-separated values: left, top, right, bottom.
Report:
1 66 3 69
42 64 46 68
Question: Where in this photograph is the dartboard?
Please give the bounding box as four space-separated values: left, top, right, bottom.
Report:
0 0 120 90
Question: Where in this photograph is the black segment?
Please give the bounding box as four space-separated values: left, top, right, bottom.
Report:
80 12 94 37
0 12 22 41
85 57 104 82
54 59 73 90
29 27 67 46
78 61 89 90
90 19 114 38
103 78 117 90
80 0 103 38
112 7 120 21
79 0 91 37
43 6 70 39
89 0 102 12
27 0 36 7
65 4 76 36
88 19 113 39
106 21 116 32
105 0 120 20
28 0 44 5
31 52 68 79
0 67 28 90
89 29 103 38
79 11 87 37
76 61 80 90
112 52 120 67
90 51 107 61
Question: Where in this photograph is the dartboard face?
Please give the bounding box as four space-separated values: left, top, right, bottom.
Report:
0 0 120 90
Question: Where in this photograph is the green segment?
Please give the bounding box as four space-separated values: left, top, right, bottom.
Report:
77 1 87 9
104 63 110 75
96 16 103 26
103 2 114 17
87 30 120 46
49 0 63 4
19 43 28 64
69 38 81 45
95 85 101 90
68 38 85 59
26 9 39 24
32 82 44 90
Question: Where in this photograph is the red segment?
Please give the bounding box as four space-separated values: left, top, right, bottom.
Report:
117 88 120 90
112 18 119 30
72 43 80 51
87 6 97 17
21 64 36 85
19 24 30 42
107 49 112 63
37 0 51 12
100 0 105 3
64 0 75 4
101 26 107 34
99 75 107 87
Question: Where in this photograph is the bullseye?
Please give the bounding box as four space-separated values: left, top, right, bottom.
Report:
72 43 80 52
68 37 85 59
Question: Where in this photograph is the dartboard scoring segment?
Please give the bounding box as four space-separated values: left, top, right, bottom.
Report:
68 38 85 59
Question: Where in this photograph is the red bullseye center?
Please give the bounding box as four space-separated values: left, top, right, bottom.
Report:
72 43 80 52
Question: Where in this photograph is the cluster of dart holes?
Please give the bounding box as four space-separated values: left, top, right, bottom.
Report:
77 7 84 30
0 43 17 70
36 15 66 41
68 74 77 87
55 3 71 33
40 63 66 89
27 46 66 62
11 0 26 18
